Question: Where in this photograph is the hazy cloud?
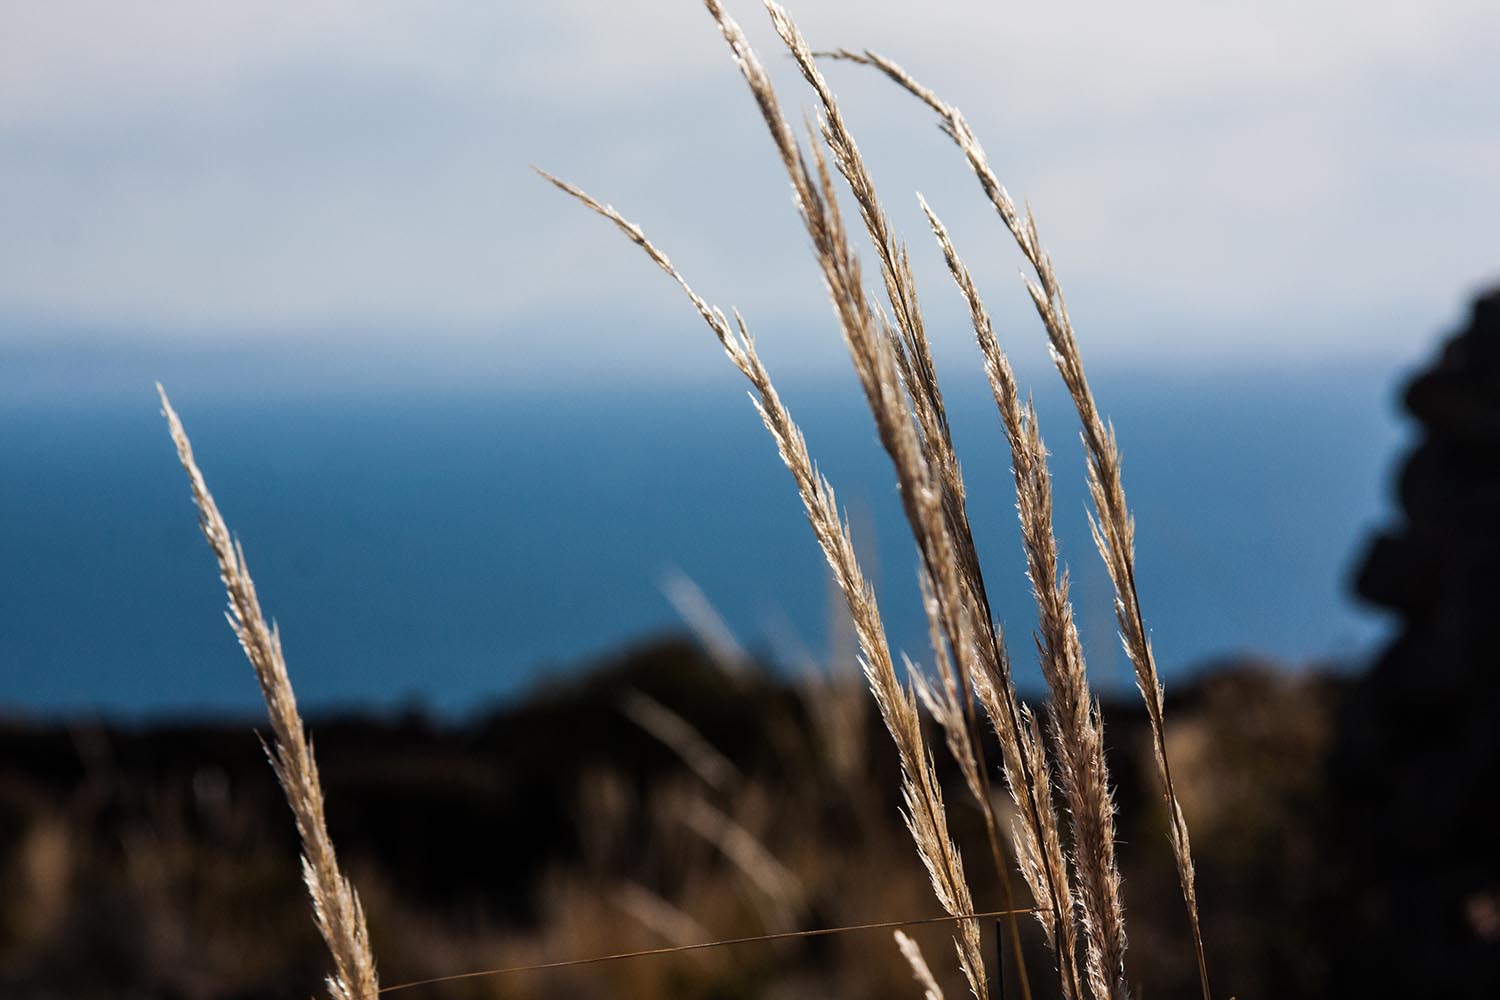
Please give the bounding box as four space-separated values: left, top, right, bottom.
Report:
1 0 1496 371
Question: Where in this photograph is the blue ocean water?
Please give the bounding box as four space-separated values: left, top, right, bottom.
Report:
0 362 1406 717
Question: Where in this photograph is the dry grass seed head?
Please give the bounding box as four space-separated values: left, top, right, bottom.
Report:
158 386 379 1000
828 45 1210 998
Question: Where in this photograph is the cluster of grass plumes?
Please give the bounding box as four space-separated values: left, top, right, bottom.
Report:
545 2 1212 998
154 2 1211 998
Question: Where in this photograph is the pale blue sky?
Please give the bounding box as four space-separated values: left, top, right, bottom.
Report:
3 0 1497 378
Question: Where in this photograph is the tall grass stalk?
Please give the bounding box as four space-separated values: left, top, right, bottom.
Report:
822 46 1213 1000
921 198 1126 1000
538 162 992 998
547 2 1214 998
894 929 947 1000
158 386 379 1000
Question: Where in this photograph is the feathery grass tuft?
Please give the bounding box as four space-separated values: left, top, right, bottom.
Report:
538 157 991 997
158 386 379 1000
547 3 1215 999
894 929 947 1000
824 45 1212 1000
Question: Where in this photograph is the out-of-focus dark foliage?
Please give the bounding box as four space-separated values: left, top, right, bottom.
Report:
1 634 1343 1000
1334 285 1500 997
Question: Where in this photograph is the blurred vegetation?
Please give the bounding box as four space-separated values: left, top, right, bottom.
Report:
1 638 1346 999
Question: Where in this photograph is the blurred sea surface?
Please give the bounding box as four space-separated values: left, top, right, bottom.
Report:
0 354 1406 716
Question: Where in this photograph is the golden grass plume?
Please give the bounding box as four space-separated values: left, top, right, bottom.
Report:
545 3 1215 999
158 386 379 1000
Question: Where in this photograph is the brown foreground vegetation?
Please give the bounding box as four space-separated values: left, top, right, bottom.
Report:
0 642 1338 1000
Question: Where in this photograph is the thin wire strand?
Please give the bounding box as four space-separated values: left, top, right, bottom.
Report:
365 907 1038 997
